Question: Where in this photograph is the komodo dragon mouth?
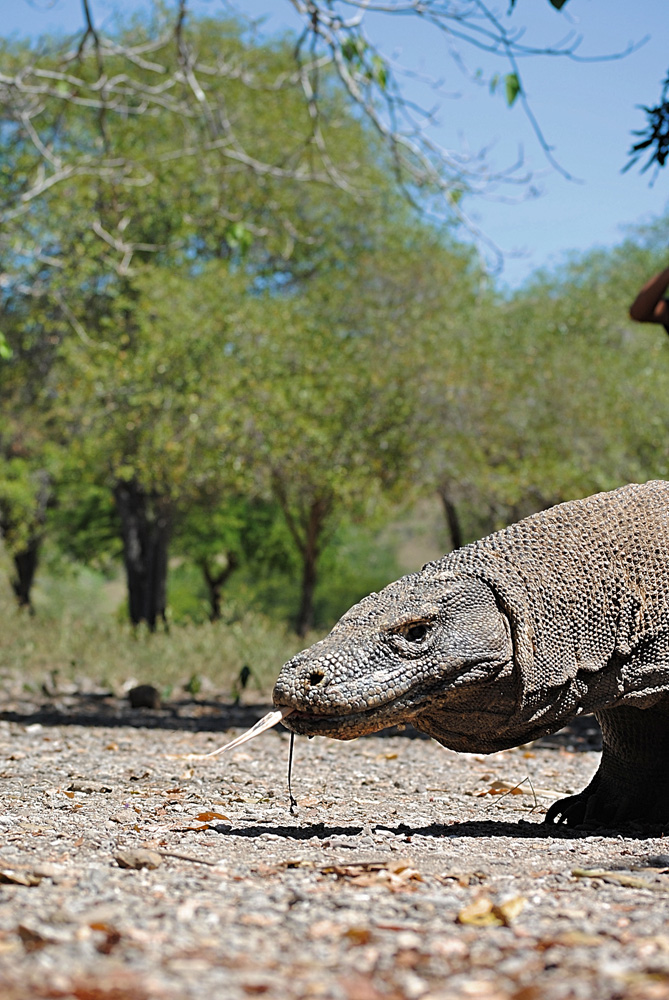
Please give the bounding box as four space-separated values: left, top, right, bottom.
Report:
276 695 419 739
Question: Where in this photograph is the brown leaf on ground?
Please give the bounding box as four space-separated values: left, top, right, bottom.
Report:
512 988 542 1000
495 896 527 924
89 922 122 955
572 868 661 890
457 896 526 927
457 897 500 927
484 780 525 796
344 926 373 946
320 860 423 891
0 869 42 887
536 931 607 949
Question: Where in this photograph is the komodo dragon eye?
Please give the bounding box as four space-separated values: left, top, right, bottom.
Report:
398 622 430 642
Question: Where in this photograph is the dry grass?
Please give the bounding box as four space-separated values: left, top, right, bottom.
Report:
0 555 310 697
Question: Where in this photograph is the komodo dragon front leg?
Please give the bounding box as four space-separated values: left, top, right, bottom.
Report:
546 702 669 827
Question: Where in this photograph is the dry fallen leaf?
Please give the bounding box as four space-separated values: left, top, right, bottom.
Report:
241 982 272 996
536 931 606 948
0 869 41 887
473 779 526 798
345 926 373 946
495 895 527 924
457 895 526 927
320 860 423 891
572 868 660 890
89 922 122 955
457 897 499 926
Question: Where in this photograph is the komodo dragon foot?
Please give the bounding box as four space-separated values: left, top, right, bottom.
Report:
544 770 668 829
545 705 669 830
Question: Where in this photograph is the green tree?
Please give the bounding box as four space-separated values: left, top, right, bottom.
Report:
0 458 51 609
172 497 292 622
0 11 406 623
418 216 669 547
231 218 480 634
53 262 250 629
0 279 63 609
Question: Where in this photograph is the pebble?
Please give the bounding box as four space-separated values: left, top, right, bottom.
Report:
114 850 163 871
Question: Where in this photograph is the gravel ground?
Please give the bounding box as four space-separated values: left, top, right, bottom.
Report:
1 682 669 1000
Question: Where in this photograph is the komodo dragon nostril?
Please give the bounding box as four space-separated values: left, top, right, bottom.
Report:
308 669 325 686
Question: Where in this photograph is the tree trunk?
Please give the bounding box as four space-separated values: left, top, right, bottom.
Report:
437 486 464 551
200 552 239 622
11 541 39 613
2 468 52 613
295 499 329 638
296 542 318 638
113 480 171 631
271 475 331 638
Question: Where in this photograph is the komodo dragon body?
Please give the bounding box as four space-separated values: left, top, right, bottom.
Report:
272 481 669 828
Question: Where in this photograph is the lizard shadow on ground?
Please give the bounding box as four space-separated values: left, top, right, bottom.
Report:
0 697 603 750
205 820 549 840
380 818 663 840
206 817 656 842
206 822 365 839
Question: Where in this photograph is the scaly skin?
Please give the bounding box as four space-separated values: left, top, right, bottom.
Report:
273 481 669 829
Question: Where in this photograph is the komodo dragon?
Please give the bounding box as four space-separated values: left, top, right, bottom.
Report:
271 481 669 829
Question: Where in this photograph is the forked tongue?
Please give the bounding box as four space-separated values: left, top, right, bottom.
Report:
184 706 294 760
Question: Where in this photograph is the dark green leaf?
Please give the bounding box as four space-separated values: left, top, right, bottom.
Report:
504 72 521 107
371 55 387 91
0 332 12 361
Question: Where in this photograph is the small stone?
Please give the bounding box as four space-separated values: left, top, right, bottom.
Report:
31 863 60 879
395 931 422 950
68 781 113 794
645 855 669 868
114 849 162 870
127 685 162 709
109 811 135 825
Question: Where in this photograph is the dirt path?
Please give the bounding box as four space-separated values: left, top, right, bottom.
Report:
0 686 668 1000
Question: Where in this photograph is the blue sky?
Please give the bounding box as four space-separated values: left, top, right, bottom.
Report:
4 0 669 287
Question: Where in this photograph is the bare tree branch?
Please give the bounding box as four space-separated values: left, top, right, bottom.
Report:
0 0 645 274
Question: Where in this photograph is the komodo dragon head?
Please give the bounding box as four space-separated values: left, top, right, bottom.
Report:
272 571 523 753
